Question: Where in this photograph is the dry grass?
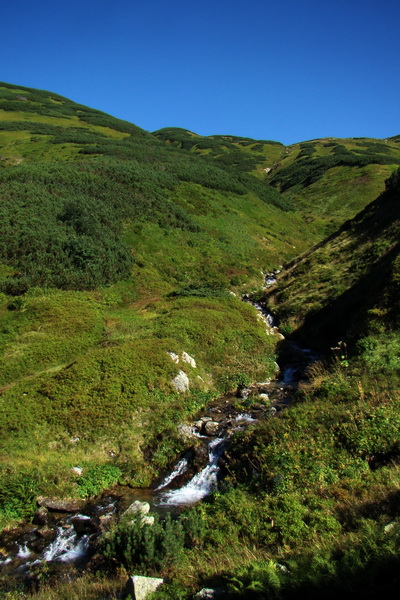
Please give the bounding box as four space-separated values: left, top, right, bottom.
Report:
4 572 127 600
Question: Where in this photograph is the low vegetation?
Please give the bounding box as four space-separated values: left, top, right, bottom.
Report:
0 82 399 599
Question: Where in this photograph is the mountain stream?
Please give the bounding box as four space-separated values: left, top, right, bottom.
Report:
0 272 321 583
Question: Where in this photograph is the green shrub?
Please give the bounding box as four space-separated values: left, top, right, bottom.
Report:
102 512 185 573
0 469 42 522
76 464 122 498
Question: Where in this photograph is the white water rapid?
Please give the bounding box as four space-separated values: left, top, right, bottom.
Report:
157 438 226 506
155 457 189 491
235 413 257 423
42 525 89 562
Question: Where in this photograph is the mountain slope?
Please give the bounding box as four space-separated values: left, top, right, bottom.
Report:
269 136 400 234
1 83 400 600
267 168 400 350
0 82 312 293
0 83 309 523
154 127 400 236
188 170 400 600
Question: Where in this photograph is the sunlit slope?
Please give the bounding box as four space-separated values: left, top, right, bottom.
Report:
154 128 400 236
0 82 313 294
153 127 284 175
0 83 313 502
268 136 400 233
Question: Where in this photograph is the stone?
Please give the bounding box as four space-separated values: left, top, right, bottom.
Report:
178 424 196 438
168 351 180 364
36 526 57 541
140 515 155 526
70 515 98 534
384 521 398 534
193 444 209 469
194 588 224 599
252 402 265 410
71 466 83 475
258 393 270 403
257 380 271 387
123 501 150 517
124 575 164 600
266 407 277 416
37 497 86 513
182 351 196 368
238 387 251 399
203 421 219 435
32 506 49 526
171 370 190 393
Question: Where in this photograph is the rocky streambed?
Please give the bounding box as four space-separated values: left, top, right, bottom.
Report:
0 370 310 584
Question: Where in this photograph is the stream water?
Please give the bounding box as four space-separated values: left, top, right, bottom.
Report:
0 272 320 583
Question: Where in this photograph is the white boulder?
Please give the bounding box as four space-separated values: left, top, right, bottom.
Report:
125 576 164 600
168 351 180 364
182 351 196 368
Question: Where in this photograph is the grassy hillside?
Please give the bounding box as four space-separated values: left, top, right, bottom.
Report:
153 127 400 237
269 136 400 234
0 82 313 529
184 169 399 599
267 168 400 350
1 82 400 600
153 127 284 175
111 170 400 600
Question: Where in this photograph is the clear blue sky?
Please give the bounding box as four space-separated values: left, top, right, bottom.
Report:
2 0 399 144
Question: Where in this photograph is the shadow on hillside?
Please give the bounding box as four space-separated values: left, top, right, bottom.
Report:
290 241 400 351
232 553 400 599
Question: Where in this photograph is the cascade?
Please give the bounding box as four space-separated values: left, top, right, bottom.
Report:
157 438 226 506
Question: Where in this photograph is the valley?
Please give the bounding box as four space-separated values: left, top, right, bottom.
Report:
0 81 399 599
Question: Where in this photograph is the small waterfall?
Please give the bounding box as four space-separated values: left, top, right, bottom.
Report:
235 413 257 422
17 544 31 559
157 438 226 506
155 457 189 491
251 302 275 329
42 525 89 563
265 276 277 287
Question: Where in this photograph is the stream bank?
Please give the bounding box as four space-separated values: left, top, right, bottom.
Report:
0 274 321 587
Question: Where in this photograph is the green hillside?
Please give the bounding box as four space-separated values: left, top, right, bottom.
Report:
153 127 284 174
201 169 399 599
267 168 400 349
269 136 400 234
1 82 400 600
137 170 400 600
153 126 400 236
0 83 311 524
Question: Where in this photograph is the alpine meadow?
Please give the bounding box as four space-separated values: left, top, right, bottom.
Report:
0 82 400 600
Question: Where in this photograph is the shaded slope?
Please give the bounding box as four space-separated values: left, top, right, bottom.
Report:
267 168 400 348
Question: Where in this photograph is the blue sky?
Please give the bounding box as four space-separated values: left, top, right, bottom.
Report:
2 0 399 144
